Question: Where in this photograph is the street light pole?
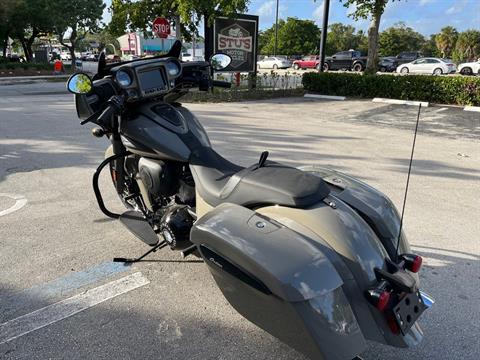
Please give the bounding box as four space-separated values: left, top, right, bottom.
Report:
274 0 279 56
318 0 330 72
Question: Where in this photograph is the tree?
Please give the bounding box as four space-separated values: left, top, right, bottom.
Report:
109 0 250 41
326 23 367 55
421 34 441 57
378 22 425 56
2 0 52 61
435 26 458 58
259 18 321 55
49 0 105 70
454 30 480 62
342 0 391 73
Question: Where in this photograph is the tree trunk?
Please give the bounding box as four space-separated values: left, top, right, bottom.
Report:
2 34 9 58
174 15 181 42
365 13 381 73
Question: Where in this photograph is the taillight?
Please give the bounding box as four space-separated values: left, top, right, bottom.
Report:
366 288 391 311
402 254 423 273
386 313 401 334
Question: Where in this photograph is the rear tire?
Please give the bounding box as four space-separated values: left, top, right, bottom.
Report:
353 63 363 72
433 68 443 75
323 63 329 71
273 64 278 70
460 67 473 76
400 67 409 74
380 66 387 72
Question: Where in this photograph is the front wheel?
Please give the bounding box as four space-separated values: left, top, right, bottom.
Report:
400 67 409 74
433 68 443 75
460 67 473 76
273 64 278 70
293 63 300 70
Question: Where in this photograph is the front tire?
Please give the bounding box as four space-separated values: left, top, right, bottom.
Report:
460 67 473 76
273 64 278 70
400 67 409 74
433 68 443 75
293 63 300 70
323 63 329 71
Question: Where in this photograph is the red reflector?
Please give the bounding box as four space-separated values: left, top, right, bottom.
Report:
387 314 400 334
411 256 422 273
377 291 391 311
402 254 423 273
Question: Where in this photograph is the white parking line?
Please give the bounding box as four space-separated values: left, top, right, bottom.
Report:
0 272 149 345
372 98 429 107
464 106 480 112
0 193 27 217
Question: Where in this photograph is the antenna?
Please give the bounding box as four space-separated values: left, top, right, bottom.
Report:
395 104 422 262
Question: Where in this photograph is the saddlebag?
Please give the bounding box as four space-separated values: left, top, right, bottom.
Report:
190 203 366 360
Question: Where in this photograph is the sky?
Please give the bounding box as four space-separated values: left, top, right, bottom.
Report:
103 0 480 36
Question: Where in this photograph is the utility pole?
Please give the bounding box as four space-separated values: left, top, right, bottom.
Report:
274 0 279 56
318 0 330 72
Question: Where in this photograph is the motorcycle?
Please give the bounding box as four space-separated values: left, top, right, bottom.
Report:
66 40 433 360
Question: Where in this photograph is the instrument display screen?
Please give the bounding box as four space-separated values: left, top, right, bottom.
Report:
138 68 166 93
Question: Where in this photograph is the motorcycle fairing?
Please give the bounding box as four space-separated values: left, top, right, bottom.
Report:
190 203 366 360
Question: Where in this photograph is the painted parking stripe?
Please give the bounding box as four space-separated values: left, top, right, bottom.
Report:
0 272 149 345
1 262 132 313
0 193 27 217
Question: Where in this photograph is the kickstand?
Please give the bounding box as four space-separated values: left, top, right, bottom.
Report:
113 240 168 263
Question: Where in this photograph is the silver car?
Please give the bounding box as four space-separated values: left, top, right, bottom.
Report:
257 56 291 70
396 57 457 75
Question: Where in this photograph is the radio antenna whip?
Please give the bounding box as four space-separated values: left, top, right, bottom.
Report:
395 104 422 262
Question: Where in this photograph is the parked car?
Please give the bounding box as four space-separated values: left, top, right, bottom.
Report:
394 51 423 66
60 51 71 61
105 54 121 64
182 54 204 62
292 56 320 70
257 56 291 69
396 57 457 75
458 59 480 76
378 57 397 72
324 50 367 72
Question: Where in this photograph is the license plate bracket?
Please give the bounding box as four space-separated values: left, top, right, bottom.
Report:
392 291 428 335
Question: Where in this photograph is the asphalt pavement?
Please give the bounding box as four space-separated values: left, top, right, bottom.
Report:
0 82 479 360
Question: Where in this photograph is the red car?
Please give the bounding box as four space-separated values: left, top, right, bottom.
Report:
292 55 320 70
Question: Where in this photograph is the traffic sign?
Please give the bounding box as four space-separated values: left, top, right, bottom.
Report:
153 17 171 39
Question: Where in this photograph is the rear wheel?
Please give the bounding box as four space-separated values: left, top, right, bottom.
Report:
433 67 443 75
400 67 409 74
380 66 387 72
460 67 473 76
353 63 363 72
323 63 329 71
273 64 278 70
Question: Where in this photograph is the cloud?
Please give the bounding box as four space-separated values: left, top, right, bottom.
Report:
257 0 276 17
419 0 435 5
313 1 324 25
445 6 458 14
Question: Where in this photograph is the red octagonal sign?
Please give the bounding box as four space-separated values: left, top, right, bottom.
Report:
153 17 171 39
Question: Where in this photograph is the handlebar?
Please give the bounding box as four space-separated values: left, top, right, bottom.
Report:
80 95 125 127
212 80 232 88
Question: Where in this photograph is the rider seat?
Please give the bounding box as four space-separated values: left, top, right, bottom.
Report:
189 147 330 208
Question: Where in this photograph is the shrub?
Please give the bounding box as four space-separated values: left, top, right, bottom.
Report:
302 72 480 106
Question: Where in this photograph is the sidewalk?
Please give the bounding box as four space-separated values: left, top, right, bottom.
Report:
0 74 70 83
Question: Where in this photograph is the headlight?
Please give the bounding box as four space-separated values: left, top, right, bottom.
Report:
115 70 132 87
166 60 181 77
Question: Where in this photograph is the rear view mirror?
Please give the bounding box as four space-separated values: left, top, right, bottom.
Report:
210 54 232 71
67 73 93 94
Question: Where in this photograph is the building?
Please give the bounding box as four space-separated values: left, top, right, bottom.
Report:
117 33 176 56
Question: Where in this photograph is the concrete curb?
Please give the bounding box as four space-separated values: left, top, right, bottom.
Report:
464 106 480 112
0 75 70 82
372 97 429 107
304 94 346 101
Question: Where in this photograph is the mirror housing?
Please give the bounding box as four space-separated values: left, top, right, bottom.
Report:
210 53 232 71
67 73 93 94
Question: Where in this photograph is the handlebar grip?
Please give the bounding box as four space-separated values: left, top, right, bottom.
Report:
212 80 232 88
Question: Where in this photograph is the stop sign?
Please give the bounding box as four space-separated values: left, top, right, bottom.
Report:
153 17 171 39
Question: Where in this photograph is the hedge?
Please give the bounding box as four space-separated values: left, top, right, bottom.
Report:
302 72 480 106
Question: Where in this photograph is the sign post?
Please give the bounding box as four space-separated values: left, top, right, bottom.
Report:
153 17 171 39
205 14 259 88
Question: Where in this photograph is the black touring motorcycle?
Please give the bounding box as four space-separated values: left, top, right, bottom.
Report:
67 41 433 360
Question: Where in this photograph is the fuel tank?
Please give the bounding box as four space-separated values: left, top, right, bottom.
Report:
120 101 211 161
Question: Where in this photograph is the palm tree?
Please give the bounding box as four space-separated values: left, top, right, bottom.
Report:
455 30 480 61
435 26 458 58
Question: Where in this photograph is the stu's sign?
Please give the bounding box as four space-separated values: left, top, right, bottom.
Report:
213 15 258 72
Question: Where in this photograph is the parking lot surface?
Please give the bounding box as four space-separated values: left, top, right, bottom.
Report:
0 90 479 359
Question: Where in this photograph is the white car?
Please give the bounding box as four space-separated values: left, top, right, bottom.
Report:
182 53 204 62
396 57 456 75
458 59 480 76
257 56 291 69
60 51 72 61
